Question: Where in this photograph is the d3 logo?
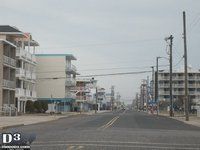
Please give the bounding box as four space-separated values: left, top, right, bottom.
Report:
2 133 21 144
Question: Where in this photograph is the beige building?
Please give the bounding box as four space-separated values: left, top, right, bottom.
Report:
158 69 200 109
36 54 78 112
0 25 25 115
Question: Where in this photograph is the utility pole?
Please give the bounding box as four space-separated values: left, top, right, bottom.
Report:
155 57 161 115
111 86 115 111
95 87 98 114
169 35 174 117
136 93 139 110
151 66 155 101
183 11 189 121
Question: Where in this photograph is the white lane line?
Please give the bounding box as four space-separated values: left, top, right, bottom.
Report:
32 143 200 150
34 140 200 146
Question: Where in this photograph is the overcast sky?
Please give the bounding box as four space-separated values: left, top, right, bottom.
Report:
1 0 200 104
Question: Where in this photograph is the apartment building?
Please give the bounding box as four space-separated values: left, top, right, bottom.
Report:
15 33 39 113
157 69 200 109
97 88 106 110
0 25 39 114
74 78 93 112
36 54 78 113
0 25 25 115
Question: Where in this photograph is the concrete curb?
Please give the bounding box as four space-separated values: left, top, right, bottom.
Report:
0 124 25 130
158 113 200 128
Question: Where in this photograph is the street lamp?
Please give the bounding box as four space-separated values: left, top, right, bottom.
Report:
155 56 169 116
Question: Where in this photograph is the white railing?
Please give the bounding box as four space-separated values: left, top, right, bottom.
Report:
66 64 77 73
159 84 169 88
15 88 26 97
188 76 196 80
26 51 32 61
3 55 16 67
158 76 169 80
188 84 195 88
173 91 184 95
16 47 36 63
189 91 196 95
25 70 32 79
25 89 31 97
65 78 76 87
65 92 76 99
16 47 26 58
74 86 90 92
3 79 15 89
0 106 17 116
196 84 200 88
173 84 184 88
16 68 25 78
159 91 170 95
32 90 37 98
31 72 36 80
173 76 184 80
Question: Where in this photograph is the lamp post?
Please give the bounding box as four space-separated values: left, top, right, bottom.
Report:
155 56 169 115
165 35 174 117
155 57 161 115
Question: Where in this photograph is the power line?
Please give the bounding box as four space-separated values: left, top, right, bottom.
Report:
188 12 200 33
37 70 152 80
39 38 163 50
36 64 169 74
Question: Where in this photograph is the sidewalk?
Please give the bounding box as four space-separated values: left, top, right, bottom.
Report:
0 112 78 130
159 111 200 128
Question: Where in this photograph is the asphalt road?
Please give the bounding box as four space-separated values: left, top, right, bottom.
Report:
2 110 200 150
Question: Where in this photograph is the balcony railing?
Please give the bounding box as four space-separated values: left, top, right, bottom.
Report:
16 48 26 58
3 55 16 67
173 91 184 95
75 87 90 92
15 88 25 97
16 47 36 63
16 68 25 78
65 78 76 87
159 84 169 88
158 76 169 80
32 91 37 98
31 73 36 80
159 91 169 95
189 91 196 95
25 90 31 98
26 51 32 61
3 79 15 89
65 92 76 99
25 70 32 79
76 96 86 100
66 64 77 73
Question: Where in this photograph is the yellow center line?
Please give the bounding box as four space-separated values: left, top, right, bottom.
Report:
98 116 120 130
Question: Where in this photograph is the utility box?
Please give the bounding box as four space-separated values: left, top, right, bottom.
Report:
197 108 200 117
